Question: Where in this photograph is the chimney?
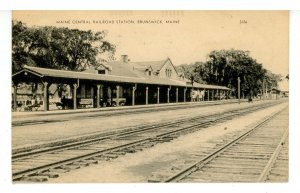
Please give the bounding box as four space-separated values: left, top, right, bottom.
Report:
121 55 128 63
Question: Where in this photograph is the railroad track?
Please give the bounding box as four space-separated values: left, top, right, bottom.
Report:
13 99 248 127
12 100 285 182
148 106 288 182
13 100 283 155
264 135 289 182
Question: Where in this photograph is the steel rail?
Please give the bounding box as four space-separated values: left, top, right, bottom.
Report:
12 112 243 181
12 101 285 182
12 101 280 159
257 128 288 182
163 107 288 182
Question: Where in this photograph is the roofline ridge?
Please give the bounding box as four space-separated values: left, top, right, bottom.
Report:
25 65 146 80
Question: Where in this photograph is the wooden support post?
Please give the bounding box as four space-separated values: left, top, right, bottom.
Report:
13 84 17 112
116 85 120 106
96 84 101 108
238 76 241 104
208 90 210 101
145 87 149 105
132 86 136 106
43 81 49 111
176 88 178 103
157 87 160 104
73 83 78 110
184 87 187 102
167 87 170 103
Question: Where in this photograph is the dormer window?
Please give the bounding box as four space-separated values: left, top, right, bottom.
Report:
145 67 153 76
96 63 111 75
98 70 106 74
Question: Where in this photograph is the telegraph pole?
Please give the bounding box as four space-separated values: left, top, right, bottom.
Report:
262 78 265 100
238 76 241 104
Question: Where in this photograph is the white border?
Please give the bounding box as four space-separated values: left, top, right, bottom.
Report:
0 10 12 189
1 10 300 193
1 1 300 10
289 10 300 188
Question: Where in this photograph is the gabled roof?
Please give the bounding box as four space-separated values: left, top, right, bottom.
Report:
95 63 112 71
134 59 167 72
15 65 145 83
133 64 152 71
134 57 179 76
12 62 231 91
14 65 188 87
105 61 141 78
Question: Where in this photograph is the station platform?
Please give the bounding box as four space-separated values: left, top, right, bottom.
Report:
12 99 245 118
11 99 286 151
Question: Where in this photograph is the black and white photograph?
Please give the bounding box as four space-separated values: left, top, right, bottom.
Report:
11 10 289 183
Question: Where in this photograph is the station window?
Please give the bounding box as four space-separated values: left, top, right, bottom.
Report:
98 70 106 74
165 69 172 78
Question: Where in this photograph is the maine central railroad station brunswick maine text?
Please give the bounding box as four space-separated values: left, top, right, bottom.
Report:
56 19 180 25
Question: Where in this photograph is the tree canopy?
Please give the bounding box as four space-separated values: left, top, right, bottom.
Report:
178 49 283 98
12 20 116 73
177 62 206 84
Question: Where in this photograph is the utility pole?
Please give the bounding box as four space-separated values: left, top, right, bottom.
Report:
262 78 265 100
238 76 241 104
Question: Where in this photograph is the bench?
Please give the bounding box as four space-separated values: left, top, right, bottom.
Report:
26 103 41 111
109 98 126 106
79 98 93 108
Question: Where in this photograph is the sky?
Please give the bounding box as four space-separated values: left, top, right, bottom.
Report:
13 11 289 78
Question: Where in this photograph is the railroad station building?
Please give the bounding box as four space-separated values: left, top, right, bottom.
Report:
12 55 231 112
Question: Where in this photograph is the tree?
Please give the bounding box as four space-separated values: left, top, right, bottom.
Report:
193 49 273 98
265 71 283 90
12 20 116 73
177 62 206 84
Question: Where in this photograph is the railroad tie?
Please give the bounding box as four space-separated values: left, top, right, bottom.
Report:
59 165 80 170
20 176 48 182
36 172 59 178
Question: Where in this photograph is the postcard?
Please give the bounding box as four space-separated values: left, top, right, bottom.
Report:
11 10 289 183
